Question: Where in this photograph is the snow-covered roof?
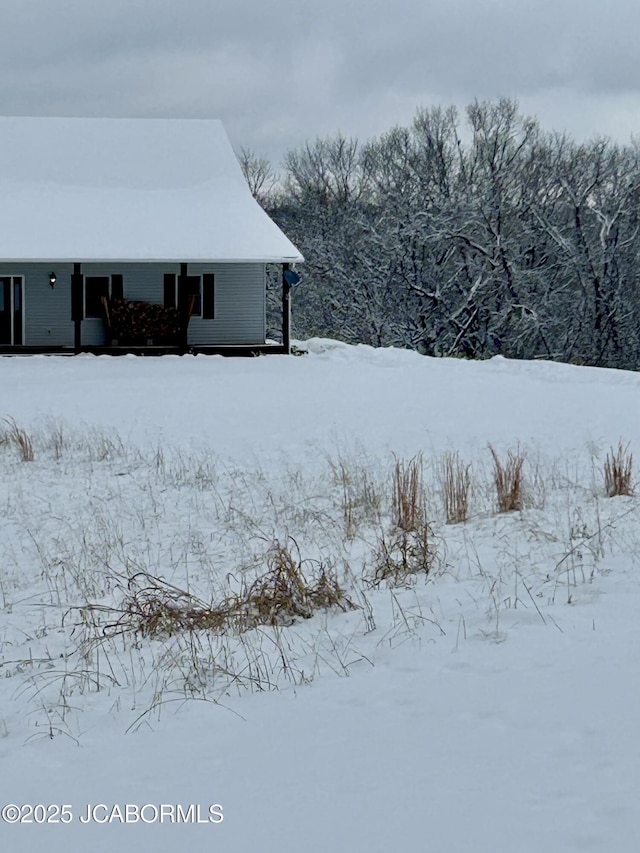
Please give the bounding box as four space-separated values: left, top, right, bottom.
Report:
0 116 303 264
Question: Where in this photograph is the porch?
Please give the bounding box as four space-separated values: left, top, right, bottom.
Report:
0 342 290 357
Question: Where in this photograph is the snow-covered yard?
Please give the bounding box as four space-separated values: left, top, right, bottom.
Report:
0 341 638 852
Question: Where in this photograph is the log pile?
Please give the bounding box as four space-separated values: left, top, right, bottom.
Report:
103 298 186 345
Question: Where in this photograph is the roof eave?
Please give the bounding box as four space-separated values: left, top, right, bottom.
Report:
0 255 305 265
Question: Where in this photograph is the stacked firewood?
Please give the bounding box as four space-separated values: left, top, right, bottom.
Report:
103 298 186 345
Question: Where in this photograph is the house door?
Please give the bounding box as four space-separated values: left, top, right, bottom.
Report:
0 276 23 345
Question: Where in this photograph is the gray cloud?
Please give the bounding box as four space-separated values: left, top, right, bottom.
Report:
2 0 640 164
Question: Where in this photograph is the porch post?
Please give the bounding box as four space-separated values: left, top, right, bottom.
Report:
282 262 291 354
71 262 83 352
178 262 188 349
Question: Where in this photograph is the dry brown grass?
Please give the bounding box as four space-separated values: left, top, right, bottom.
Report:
440 452 471 523
369 524 435 588
87 541 356 639
604 442 633 497
232 542 353 630
392 454 424 531
488 444 525 512
3 417 34 462
331 458 382 539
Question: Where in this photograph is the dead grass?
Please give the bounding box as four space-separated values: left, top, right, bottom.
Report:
103 574 227 637
488 444 525 512
440 452 471 523
369 524 435 588
330 456 382 539
81 541 356 640
3 417 34 462
48 422 66 460
232 542 352 630
392 454 424 531
604 442 633 497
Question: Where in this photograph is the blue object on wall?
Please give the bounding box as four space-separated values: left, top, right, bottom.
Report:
283 269 301 287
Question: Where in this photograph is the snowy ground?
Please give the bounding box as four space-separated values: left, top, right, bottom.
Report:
0 341 638 853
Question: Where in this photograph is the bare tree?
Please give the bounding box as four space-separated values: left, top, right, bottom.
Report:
237 147 278 207
267 99 640 368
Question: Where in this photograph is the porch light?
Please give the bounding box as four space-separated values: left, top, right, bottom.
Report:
49 271 57 288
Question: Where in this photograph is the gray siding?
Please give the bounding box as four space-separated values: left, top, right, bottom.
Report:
0 262 75 346
0 262 266 347
187 263 266 346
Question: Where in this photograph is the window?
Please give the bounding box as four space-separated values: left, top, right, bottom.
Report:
163 273 215 319
0 275 23 345
84 274 124 319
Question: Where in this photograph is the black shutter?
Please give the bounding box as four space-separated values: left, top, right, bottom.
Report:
202 274 215 319
111 274 124 300
164 274 176 307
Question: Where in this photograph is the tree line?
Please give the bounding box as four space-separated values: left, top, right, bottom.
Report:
241 98 640 368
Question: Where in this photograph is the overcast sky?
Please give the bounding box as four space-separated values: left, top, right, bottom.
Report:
2 0 640 164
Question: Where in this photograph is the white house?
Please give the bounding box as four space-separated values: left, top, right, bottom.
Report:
0 116 302 353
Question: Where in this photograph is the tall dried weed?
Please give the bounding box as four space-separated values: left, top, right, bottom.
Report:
392 454 424 531
488 444 525 512
3 417 34 462
604 442 633 497
440 452 471 523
